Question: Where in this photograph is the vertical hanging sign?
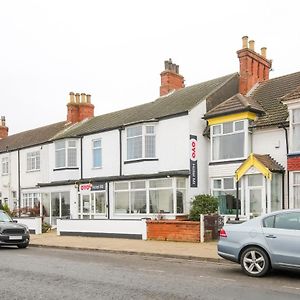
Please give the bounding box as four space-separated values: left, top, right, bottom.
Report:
190 135 198 187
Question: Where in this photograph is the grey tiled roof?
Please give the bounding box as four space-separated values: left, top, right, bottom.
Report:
54 73 238 139
281 85 300 102
251 71 300 127
0 122 69 153
204 93 265 119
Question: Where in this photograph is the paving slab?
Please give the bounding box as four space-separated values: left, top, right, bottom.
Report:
30 230 221 262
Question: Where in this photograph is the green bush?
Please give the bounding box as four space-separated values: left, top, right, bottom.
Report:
0 203 13 216
189 194 218 221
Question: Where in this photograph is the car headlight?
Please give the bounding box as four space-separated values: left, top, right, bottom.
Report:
23 225 29 233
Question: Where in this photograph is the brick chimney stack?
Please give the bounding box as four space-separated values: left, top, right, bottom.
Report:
0 116 8 139
67 92 94 123
160 58 185 96
237 36 272 95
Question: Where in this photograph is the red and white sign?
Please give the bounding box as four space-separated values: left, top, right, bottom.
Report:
80 183 92 191
190 137 197 161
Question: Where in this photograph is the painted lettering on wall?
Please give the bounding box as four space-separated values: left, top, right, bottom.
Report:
190 135 198 187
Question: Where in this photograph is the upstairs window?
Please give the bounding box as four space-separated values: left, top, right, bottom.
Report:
55 140 77 168
126 125 156 160
211 120 245 161
291 108 300 152
27 151 40 171
1 157 8 175
92 139 102 168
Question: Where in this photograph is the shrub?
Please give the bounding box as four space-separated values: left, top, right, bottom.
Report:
0 203 13 216
189 194 218 221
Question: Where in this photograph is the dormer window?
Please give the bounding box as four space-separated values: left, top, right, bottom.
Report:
211 120 246 161
291 108 300 153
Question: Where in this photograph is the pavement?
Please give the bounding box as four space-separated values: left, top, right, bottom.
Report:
30 230 221 262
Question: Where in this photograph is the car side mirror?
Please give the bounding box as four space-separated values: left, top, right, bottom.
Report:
12 220 18 223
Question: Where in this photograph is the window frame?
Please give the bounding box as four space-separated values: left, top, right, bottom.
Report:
27 151 41 172
126 124 156 161
1 157 9 175
293 172 300 209
92 139 102 169
290 108 300 153
211 120 248 162
54 139 78 169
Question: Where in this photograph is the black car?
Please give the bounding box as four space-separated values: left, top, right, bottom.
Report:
0 210 30 248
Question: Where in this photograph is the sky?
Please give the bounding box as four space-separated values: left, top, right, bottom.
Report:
1 0 300 134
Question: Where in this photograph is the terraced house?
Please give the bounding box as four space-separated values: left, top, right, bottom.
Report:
0 36 300 235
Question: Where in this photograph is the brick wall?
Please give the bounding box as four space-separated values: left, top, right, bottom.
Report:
147 220 200 242
287 156 300 171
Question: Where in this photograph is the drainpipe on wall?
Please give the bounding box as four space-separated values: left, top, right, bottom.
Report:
17 149 21 217
281 124 289 209
119 127 123 176
80 136 83 180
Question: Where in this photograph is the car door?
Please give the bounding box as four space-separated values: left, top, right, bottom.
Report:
262 212 300 268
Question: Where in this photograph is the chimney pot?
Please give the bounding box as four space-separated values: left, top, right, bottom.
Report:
261 47 267 58
75 93 80 104
249 40 255 51
242 36 248 48
86 94 91 104
81 93 87 103
69 92 75 103
1 116 5 126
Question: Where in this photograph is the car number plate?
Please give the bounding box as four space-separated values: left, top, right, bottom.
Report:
9 236 22 240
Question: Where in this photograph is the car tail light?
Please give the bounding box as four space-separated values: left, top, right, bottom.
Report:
219 228 227 238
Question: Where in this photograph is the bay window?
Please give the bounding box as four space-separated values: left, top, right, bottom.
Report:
212 177 240 215
55 140 77 168
126 124 156 160
27 151 40 171
291 108 300 152
211 120 246 161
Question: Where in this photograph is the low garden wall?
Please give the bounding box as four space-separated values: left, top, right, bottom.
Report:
13 217 42 234
146 220 200 242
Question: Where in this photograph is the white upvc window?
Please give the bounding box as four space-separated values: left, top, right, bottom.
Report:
211 120 247 161
114 177 186 215
27 151 40 171
92 139 102 168
2 157 8 175
55 140 77 168
126 124 156 160
294 172 300 208
291 108 300 153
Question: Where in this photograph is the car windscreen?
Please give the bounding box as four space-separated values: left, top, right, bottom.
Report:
0 211 13 222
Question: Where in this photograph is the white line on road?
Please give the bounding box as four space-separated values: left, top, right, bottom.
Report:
138 268 165 273
282 286 300 291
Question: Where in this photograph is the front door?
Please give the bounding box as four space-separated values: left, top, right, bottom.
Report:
246 174 266 218
79 191 107 219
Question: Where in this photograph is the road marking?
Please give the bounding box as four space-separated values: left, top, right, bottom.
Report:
222 278 236 282
282 286 300 291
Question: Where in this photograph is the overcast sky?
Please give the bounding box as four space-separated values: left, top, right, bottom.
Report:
1 0 300 134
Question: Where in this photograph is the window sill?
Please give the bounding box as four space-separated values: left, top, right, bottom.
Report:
1 173 8 176
26 169 40 173
53 167 79 171
209 158 246 165
124 158 159 164
92 166 103 170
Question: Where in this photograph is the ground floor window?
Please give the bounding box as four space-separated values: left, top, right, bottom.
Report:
271 173 282 211
114 177 186 215
20 193 41 216
212 177 240 215
294 172 300 208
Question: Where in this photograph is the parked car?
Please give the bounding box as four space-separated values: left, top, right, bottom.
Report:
0 210 30 248
218 209 300 277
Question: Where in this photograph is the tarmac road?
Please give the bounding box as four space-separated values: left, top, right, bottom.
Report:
0 246 299 300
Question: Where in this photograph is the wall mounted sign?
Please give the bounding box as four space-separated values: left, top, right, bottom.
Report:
190 135 198 187
79 182 106 192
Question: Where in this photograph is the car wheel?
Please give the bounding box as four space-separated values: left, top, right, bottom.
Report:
17 242 29 249
240 247 270 277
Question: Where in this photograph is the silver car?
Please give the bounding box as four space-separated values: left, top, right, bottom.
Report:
218 209 300 277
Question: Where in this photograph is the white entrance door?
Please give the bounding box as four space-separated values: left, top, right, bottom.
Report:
79 191 107 219
246 174 266 218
